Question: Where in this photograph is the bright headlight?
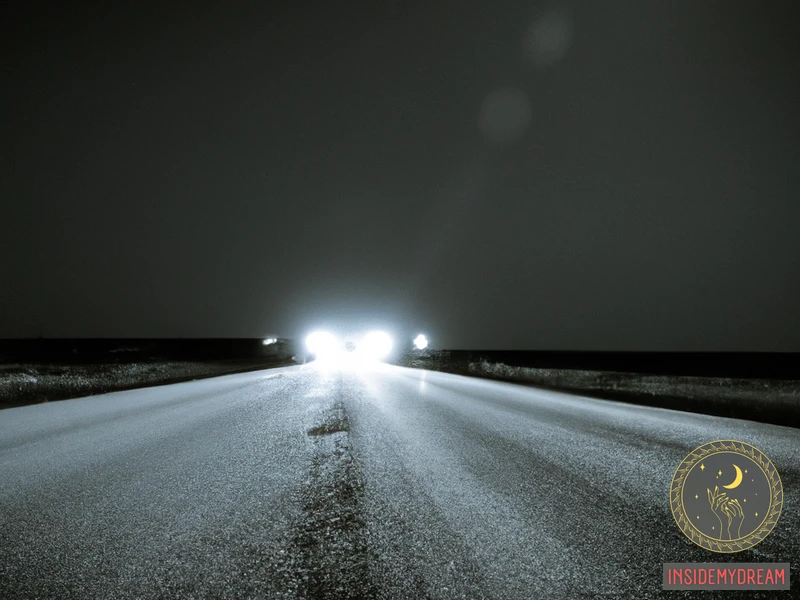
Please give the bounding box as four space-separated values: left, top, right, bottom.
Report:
305 331 339 358
361 330 393 360
413 334 428 350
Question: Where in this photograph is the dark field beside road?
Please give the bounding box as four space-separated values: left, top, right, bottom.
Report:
0 359 295 410
0 338 299 409
395 350 800 428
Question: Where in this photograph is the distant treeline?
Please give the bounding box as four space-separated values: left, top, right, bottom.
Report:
0 338 300 363
443 351 800 380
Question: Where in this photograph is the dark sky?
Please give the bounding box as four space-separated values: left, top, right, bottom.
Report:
2 1 799 350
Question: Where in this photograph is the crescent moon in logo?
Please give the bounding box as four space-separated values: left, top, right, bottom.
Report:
723 464 743 489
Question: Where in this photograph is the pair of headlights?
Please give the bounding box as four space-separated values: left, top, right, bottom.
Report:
305 330 393 360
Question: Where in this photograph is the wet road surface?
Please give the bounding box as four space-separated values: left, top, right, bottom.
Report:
1 362 798 598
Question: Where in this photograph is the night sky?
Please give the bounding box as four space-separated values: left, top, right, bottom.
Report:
2 2 799 350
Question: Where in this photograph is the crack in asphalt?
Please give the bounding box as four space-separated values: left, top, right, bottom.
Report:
275 396 378 599
306 405 350 437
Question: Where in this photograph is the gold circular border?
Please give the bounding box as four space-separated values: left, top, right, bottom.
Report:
670 440 783 553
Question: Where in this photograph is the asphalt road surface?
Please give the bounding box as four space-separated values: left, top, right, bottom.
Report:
1 362 798 599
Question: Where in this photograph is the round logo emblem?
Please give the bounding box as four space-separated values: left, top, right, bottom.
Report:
670 440 783 553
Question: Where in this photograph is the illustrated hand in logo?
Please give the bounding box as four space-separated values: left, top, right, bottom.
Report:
708 486 745 540
722 499 745 540
708 486 730 538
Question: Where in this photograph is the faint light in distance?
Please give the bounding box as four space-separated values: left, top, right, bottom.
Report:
413 334 428 350
263 338 278 345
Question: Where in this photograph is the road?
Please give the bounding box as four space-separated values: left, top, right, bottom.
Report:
1 362 798 599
